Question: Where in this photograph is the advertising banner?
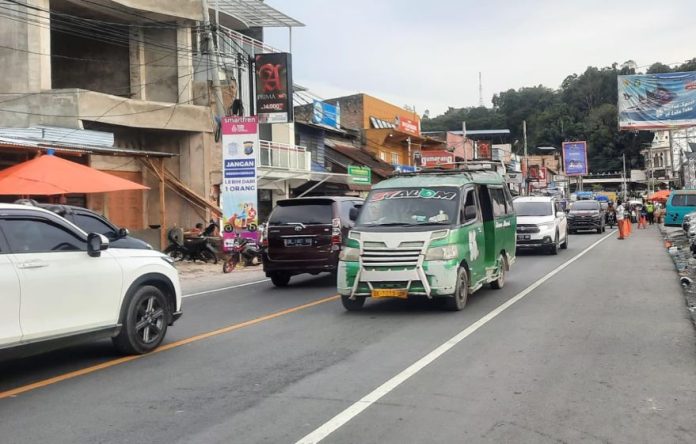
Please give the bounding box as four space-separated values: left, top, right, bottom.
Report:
562 141 588 176
311 100 340 129
476 140 492 160
618 72 696 129
255 53 293 124
421 150 455 168
396 116 420 135
221 116 259 251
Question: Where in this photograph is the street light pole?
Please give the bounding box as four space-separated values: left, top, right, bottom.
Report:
523 120 528 195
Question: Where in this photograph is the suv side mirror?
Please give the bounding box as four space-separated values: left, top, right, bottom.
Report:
349 207 360 221
464 205 477 221
88 233 109 257
118 227 129 238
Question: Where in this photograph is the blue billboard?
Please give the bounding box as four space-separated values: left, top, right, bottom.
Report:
312 100 340 129
562 141 588 176
618 72 696 130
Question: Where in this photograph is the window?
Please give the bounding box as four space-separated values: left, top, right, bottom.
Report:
489 188 507 217
2 218 85 254
269 203 333 224
461 188 478 223
513 201 553 216
379 151 387 161
391 153 399 164
671 194 696 207
73 213 115 236
503 186 515 214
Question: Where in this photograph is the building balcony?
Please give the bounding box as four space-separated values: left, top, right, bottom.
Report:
259 140 311 172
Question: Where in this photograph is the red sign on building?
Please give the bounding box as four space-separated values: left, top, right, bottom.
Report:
396 116 420 135
420 150 455 168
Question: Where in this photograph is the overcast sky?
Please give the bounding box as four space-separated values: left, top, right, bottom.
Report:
264 0 696 117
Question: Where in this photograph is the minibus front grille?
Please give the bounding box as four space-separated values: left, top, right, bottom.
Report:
361 248 421 266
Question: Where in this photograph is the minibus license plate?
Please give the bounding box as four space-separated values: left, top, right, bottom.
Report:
284 237 312 247
372 289 408 299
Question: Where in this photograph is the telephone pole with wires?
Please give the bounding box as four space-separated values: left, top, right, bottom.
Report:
200 0 226 118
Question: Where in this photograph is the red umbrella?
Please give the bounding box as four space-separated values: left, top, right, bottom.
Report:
0 154 149 195
647 189 671 202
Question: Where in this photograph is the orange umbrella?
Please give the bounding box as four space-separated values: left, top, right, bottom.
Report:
647 189 671 202
0 154 149 195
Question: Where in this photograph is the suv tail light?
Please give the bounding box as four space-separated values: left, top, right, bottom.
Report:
262 224 269 248
331 218 341 249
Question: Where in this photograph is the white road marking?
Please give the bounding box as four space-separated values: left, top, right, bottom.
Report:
296 230 616 444
183 279 271 298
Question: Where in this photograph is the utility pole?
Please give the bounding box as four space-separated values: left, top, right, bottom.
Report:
523 120 528 195
648 142 654 196
622 153 628 200
462 121 468 168
201 0 226 118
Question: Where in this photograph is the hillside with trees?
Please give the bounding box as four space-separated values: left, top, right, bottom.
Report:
421 59 696 173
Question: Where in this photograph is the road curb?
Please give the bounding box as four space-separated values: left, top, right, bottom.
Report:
659 225 696 328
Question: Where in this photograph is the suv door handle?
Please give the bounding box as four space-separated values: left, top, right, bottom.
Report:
17 260 48 269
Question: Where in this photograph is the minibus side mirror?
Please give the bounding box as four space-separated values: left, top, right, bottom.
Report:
349 207 360 221
464 205 477 221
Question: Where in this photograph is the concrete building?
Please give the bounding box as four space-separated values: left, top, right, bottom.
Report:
0 0 302 247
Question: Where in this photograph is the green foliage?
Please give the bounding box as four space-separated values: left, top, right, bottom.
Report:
423 60 694 172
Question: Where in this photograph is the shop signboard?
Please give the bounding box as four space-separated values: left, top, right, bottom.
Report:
311 100 340 129
562 141 588 176
476 140 492 160
221 116 260 251
618 72 696 130
420 150 455 168
255 52 293 124
396 116 420 135
393 164 417 173
348 165 371 184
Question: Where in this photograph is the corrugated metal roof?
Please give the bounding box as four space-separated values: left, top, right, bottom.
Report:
449 129 511 136
216 0 304 27
0 136 175 158
0 126 114 147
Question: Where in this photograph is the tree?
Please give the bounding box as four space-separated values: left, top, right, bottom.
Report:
646 62 672 74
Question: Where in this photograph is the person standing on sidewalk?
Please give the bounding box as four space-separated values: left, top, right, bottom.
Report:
616 199 626 239
646 201 655 225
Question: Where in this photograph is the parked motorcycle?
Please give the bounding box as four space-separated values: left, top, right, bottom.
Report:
164 227 218 264
222 236 262 273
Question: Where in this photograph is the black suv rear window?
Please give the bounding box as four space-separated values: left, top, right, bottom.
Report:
269 203 333 224
572 201 599 210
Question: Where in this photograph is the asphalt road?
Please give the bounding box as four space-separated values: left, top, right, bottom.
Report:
1 227 695 443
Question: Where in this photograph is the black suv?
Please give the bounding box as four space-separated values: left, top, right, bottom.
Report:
567 200 606 234
262 197 362 287
38 204 151 249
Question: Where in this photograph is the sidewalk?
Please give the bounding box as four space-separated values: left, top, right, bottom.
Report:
174 260 267 296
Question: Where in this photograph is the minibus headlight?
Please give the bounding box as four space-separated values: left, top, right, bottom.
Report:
425 244 458 261
339 246 360 261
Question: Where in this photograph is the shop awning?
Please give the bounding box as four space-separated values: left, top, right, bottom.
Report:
0 136 176 158
215 0 304 27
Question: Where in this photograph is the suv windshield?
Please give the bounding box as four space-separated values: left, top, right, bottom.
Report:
269 203 332 225
513 201 553 216
572 201 600 211
356 187 460 227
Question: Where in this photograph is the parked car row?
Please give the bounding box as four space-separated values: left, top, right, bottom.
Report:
0 202 182 361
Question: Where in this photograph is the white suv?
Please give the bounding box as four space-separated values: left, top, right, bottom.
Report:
513 196 568 254
0 204 182 360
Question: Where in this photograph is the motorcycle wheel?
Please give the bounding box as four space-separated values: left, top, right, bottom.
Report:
222 258 237 273
167 249 185 262
199 249 218 264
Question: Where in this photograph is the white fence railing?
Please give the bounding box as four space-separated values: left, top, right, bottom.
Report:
259 140 311 172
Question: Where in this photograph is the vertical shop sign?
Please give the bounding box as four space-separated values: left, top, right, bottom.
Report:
476 140 492 160
221 116 260 251
562 141 589 176
255 53 293 124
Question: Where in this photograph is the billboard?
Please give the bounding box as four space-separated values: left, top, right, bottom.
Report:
562 141 588 176
255 53 293 123
312 100 340 129
618 72 696 130
421 150 455 168
221 116 260 251
396 116 419 135
476 140 492 160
